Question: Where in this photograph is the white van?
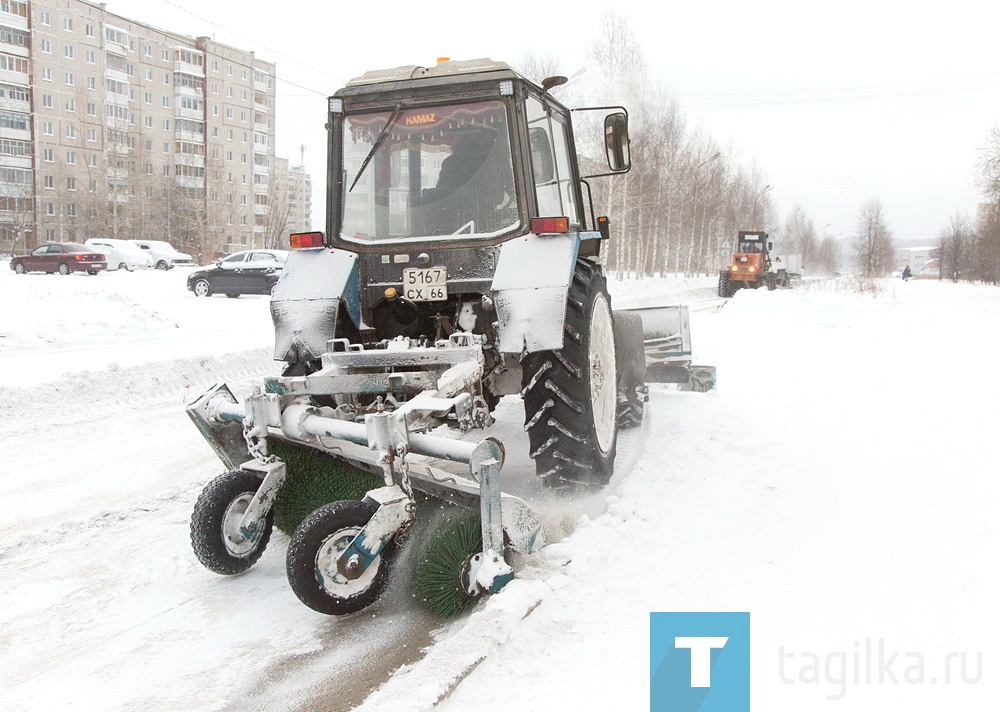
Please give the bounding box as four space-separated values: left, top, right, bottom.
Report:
84 239 155 271
134 240 194 270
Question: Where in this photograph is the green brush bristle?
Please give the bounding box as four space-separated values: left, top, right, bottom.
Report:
413 511 483 618
268 439 382 535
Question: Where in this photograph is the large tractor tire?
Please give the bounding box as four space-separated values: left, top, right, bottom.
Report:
286 499 397 615
718 272 733 298
614 310 647 429
190 470 274 575
521 259 617 487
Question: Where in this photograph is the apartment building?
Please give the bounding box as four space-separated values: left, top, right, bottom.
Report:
0 0 284 259
274 155 311 240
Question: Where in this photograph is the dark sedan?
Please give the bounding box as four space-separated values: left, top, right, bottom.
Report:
186 249 289 297
11 243 107 275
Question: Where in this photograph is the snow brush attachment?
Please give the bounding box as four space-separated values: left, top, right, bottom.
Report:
412 510 485 618
268 439 381 535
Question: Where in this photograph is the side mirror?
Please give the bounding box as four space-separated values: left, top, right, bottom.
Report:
605 112 630 172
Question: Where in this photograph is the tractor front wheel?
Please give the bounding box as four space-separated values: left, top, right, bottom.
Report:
718 272 733 298
522 259 617 487
286 499 396 615
190 470 274 575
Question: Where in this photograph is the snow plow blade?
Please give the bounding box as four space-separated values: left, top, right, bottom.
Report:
621 304 716 392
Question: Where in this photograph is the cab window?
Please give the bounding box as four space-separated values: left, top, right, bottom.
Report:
526 95 578 227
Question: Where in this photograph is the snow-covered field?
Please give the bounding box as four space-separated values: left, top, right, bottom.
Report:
0 263 996 711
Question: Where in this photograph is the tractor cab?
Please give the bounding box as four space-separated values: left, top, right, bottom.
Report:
325 58 629 252
731 230 772 276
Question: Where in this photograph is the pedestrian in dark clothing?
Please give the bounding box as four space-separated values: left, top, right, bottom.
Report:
901 265 911 281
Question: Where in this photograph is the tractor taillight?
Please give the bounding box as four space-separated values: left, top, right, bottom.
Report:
530 217 569 234
290 231 325 249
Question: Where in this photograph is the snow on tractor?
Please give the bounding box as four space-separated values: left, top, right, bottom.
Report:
718 229 778 297
186 58 715 617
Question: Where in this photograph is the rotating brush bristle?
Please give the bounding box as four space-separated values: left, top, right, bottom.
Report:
268 439 382 535
412 510 483 618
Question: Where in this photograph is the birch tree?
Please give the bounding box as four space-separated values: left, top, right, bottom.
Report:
853 198 894 275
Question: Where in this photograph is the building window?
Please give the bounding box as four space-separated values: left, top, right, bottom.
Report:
66 125 76 139
40 38 51 53
46 203 55 216
162 49 169 61
65 72 74 86
87 128 97 141
86 50 95 64
41 67 51 81
87 154 97 167
43 148 53 162
42 120 53 135
163 119 170 130
145 69 152 81
65 98 75 112
86 102 96 116
44 175 54 189
67 176 76 189
86 24 94 38
162 96 169 108
64 18 73 31
225 107 232 119
64 45 74 59
163 142 169 153
66 151 76 164
144 92 152 104
145 44 152 57
42 94 52 108
40 10 50 24
163 73 170 85
86 77 96 90
145 116 152 128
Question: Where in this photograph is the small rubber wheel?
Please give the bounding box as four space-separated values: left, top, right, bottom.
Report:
119 262 130 271
286 499 396 615
192 278 211 297
87 270 98 276
58 263 70 275
14 263 25 274
225 293 240 298
156 260 169 270
190 470 273 575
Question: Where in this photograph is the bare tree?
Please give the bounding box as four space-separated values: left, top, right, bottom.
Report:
973 204 1000 285
938 211 973 282
853 198 894 276
977 125 1000 203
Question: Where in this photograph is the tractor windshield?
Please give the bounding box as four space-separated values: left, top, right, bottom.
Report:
341 100 519 243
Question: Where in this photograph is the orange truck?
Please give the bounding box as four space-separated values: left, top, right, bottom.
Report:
718 230 776 297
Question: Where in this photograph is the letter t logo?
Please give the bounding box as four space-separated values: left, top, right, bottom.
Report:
674 636 729 687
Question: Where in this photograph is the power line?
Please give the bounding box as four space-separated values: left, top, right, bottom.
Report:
155 0 345 91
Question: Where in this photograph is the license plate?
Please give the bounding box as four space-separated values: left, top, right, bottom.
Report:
402 267 447 302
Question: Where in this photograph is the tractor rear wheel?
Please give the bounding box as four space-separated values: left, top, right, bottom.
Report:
190 470 273 575
614 310 646 429
521 259 617 487
286 499 396 615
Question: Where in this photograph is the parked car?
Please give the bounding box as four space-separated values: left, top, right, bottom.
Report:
186 249 289 297
84 239 155 271
134 240 194 270
10 242 107 275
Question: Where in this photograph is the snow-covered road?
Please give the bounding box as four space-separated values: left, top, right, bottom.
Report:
1 266 996 710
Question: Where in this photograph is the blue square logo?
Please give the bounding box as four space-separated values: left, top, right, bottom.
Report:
650 612 750 711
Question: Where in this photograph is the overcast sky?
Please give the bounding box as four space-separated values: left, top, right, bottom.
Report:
110 0 1000 247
